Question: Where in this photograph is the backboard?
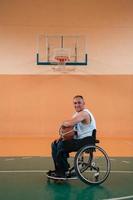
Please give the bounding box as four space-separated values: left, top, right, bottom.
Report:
36 35 87 65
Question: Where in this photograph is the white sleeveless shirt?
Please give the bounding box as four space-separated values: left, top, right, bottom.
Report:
73 108 96 139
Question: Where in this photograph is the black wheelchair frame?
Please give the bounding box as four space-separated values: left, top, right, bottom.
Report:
68 130 111 185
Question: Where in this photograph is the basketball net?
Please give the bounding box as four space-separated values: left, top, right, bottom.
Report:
52 48 75 73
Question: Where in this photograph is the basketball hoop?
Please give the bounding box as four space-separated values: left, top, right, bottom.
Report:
51 48 76 73
52 48 70 65
54 55 70 65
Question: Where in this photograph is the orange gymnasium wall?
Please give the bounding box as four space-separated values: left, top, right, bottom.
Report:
0 75 133 156
0 0 133 74
0 0 133 156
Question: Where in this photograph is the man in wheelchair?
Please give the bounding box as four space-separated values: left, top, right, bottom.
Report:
47 95 96 179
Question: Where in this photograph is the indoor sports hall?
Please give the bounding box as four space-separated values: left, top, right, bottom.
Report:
0 0 133 200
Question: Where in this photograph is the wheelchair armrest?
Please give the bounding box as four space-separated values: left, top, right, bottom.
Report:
95 139 100 143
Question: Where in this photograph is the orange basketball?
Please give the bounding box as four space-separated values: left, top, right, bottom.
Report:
59 126 75 140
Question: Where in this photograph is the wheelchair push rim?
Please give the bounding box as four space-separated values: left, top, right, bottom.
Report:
74 145 111 185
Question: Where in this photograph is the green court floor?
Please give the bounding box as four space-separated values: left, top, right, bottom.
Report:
0 157 133 200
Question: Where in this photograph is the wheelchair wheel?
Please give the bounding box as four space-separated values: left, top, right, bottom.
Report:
74 145 111 185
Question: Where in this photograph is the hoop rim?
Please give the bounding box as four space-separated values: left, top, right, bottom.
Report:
54 55 70 64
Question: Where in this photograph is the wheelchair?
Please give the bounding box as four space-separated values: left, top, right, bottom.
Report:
68 130 111 185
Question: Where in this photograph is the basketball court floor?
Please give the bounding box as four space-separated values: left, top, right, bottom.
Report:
0 156 133 200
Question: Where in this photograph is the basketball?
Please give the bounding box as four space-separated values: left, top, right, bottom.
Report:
59 126 75 140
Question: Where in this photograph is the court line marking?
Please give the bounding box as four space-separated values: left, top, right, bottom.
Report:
5 158 15 161
0 170 48 173
0 170 133 173
122 161 130 164
103 195 133 200
109 171 133 173
21 157 33 159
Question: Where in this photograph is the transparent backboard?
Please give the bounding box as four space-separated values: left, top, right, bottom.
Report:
36 35 87 65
